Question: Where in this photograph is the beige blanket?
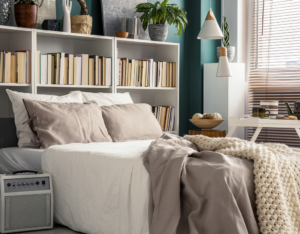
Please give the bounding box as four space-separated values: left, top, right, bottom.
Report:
184 135 300 234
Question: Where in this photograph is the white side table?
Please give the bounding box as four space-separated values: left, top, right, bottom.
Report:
227 115 300 142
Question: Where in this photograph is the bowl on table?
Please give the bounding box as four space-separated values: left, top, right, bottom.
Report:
189 119 224 130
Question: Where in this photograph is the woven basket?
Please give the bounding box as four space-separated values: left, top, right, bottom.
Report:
71 15 92 34
189 119 224 130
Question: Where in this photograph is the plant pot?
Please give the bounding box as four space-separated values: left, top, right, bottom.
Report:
14 3 37 28
217 46 235 62
0 0 11 25
148 24 168 42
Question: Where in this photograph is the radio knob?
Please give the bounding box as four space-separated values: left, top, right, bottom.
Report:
22 183 26 186
31 181 35 185
18 183 22 186
36 181 39 185
7 183 11 187
26 182 30 186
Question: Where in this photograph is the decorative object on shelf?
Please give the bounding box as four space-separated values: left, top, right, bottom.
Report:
0 0 11 25
70 0 92 34
42 19 60 31
62 0 72 33
252 107 270 119
136 0 187 42
100 0 149 40
197 0 223 39
217 17 235 62
217 47 232 77
260 100 278 119
192 113 203 119
189 129 226 138
126 17 140 39
285 102 300 120
35 0 56 29
115 32 129 38
14 0 43 28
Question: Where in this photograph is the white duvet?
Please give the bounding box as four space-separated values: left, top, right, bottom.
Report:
42 140 153 234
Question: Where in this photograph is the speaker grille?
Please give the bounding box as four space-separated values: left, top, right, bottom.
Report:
5 194 51 231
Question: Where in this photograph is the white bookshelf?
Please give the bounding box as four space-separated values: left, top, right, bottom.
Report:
0 26 180 134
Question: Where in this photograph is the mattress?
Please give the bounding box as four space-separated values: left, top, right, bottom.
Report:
42 140 154 234
0 147 44 173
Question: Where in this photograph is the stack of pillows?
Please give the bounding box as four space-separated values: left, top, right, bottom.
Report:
6 90 163 149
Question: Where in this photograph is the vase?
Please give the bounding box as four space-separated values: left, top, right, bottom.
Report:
148 24 168 42
0 0 11 25
14 3 38 28
217 46 235 62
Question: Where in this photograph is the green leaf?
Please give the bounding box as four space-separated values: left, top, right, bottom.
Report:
136 3 153 9
160 0 169 6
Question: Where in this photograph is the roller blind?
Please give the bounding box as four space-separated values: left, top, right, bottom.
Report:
247 0 300 147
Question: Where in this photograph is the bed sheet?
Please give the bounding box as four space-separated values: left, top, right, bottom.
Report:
0 147 44 173
42 140 154 234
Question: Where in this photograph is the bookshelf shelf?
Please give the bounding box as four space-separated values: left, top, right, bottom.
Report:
0 26 179 134
37 85 111 89
116 86 176 90
0 83 31 87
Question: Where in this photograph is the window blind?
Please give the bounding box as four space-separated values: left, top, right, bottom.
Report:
247 0 300 147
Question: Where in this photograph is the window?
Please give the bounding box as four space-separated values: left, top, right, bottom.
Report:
247 0 300 147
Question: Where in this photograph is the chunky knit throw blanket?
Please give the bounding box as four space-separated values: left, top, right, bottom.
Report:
184 135 300 234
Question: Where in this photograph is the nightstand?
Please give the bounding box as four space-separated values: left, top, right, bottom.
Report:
189 129 226 138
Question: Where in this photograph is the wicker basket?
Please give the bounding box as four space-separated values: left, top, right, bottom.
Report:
189 119 224 130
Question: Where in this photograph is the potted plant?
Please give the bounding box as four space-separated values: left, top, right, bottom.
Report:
217 17 235 62
14 0 43 28
135 0 187 42
70 0 92 34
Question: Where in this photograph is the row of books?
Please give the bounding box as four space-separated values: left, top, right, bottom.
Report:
116 58 176 87
0 51 31 84
37 51 112 86
152 106 175 132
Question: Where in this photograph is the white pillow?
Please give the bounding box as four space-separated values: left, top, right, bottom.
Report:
6 89 83 148
77 92 134 106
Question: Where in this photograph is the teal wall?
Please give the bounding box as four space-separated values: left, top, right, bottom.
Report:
55 0 221 136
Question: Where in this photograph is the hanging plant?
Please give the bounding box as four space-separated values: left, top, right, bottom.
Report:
69 0 92 34
16 0 44 7
76 0 88 15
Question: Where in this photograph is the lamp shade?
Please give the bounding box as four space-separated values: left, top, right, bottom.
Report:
217 47 232 77
197 11 224 40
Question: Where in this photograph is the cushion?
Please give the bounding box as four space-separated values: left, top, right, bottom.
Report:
100 103 163 142
6 89 83 148
75 91 134 106
22 99 112 149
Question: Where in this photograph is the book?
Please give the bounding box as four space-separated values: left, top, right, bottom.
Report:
16 51 31 83
88 58 95 85
48 53 61 84
99 56 106 85
65 54 74 85
64 57 68 85
47 54 54 84
148 59 153 87
59 53 65 85
76 54 88 85
164 107 170 131
117 58 121 86
169 63 173 87
141 61 147 87
73 56 77 85
10 55 17 83
89 55 99 85
40 54 48 85
3 52 11 83
154 62 157 87
162 61 167 87
99 58 102 86
166 63 170 87
74 56 82 85
36 51 41 84
172 63 176 87
127 60 132 86
0 51 3 82
12 52 25 84
105 57 112 86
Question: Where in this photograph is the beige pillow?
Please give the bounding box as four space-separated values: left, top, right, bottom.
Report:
22 99 112 149
6 89 83 148
101 103 163 142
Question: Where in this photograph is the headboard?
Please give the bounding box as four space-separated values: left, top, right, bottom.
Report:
0 118 18 149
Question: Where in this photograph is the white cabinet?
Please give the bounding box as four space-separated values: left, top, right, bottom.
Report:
204 63 246 139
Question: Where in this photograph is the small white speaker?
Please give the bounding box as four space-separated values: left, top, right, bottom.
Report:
0 171 53 233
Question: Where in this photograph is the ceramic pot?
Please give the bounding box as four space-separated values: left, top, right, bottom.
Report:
148 24 168 42
217 46 235 62
0 0 10 25
14 3 38 28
